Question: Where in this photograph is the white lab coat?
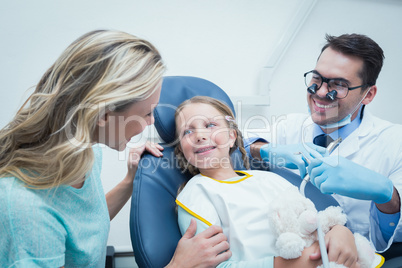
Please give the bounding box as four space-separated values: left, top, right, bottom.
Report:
262 110 402 252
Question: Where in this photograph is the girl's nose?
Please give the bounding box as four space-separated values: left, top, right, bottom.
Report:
195 129 207 142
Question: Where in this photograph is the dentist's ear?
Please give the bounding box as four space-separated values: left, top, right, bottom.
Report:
362 85 377 105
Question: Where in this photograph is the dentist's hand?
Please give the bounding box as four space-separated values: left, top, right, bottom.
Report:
307 155 394 204
260 143 327 178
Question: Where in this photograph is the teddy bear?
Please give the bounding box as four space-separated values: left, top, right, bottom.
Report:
268 186 381 268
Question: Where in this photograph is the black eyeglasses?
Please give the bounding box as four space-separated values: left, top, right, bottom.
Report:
304 70 366 99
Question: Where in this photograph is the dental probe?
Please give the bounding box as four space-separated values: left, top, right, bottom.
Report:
299 137 342 194
297 137 342 268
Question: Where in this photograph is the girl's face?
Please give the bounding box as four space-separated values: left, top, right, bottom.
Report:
176 103 236 171
96 81 162 151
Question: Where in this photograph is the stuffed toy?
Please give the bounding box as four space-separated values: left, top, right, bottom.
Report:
269 186 382 268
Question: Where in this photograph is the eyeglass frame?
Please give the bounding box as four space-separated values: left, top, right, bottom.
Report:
303 70 368 99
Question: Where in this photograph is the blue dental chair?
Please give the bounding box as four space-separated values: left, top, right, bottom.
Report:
129 76 340 268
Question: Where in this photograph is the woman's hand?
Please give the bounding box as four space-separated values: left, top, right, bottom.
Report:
106 141 163 220
167 219 232 268
127 141 163 179
309 225 360 268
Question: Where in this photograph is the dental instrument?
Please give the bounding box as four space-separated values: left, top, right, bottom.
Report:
297 137 342 268
299 137 342 195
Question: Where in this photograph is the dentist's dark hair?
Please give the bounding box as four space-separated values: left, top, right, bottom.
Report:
320 33 384 89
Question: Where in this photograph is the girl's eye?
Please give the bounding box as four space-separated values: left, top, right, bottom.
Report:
206 123 216 128
183 129 193 136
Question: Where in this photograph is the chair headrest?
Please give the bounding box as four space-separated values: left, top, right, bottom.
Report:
154 76 235 144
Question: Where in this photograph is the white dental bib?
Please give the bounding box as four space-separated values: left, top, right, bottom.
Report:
176 170 295 261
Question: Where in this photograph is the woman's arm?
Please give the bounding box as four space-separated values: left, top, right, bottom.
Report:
166 206 232 267
174 208 270 268
167 219 232 268
105 141 163 220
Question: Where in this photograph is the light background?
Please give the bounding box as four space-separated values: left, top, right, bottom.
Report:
1 0 401 253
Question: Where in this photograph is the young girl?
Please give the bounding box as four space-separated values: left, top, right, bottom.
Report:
174 96 360 268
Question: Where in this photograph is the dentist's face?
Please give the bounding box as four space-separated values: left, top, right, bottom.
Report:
307 47 367 126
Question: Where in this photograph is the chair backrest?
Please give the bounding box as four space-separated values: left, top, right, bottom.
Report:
130 76 241 268
129 76 339 268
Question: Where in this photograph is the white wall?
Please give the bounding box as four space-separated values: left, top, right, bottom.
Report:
1 0 401 254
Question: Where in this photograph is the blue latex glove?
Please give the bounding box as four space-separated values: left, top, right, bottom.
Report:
260 143 327 178
307 155 394 204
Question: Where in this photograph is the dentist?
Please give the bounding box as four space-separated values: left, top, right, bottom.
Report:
247 33 402 253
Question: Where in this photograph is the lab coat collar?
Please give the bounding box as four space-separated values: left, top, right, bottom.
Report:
312 106 363 142
301 116 315 144
307 108 374 157
337 109 375 158
356 109 375 138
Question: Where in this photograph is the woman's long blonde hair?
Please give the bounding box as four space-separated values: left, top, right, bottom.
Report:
174 96 250 176
0 30 165 188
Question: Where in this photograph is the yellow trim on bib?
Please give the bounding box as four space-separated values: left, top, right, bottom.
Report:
375 253 385 268
176 199 212 226
200 170 252 184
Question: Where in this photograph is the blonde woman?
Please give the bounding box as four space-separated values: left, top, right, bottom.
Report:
0 30 230 267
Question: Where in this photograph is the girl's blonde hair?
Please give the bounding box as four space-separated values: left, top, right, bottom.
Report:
174 96 250 176
0 30 165 188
